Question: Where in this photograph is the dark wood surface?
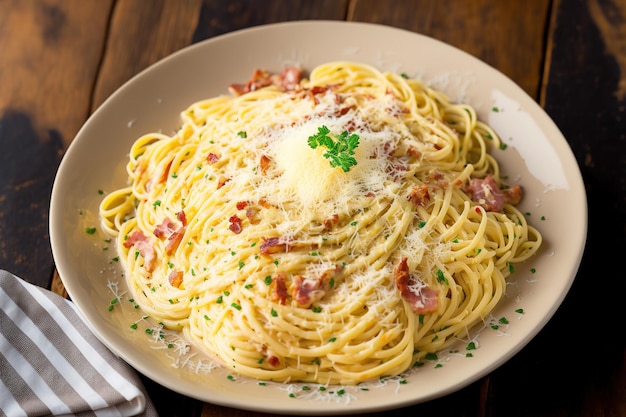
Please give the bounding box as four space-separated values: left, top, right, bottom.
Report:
1 0 624 416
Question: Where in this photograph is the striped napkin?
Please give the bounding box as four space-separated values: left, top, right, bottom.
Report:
0 270 158 417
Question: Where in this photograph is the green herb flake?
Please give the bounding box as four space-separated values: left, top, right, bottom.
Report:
435 269 449 285
307 125 360 172
85 227 97 235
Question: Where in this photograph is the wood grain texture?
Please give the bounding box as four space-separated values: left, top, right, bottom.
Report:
92 0 204 109
192 0 349 43
0 0 112 286
349 0 551 100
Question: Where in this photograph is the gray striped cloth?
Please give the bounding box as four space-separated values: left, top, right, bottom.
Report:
0 270 158 417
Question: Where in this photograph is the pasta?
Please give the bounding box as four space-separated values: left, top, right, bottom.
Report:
99 61 542 385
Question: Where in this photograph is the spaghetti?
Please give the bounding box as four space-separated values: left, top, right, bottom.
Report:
99 61 542 385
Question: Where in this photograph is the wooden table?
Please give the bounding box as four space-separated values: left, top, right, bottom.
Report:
2 1 625 416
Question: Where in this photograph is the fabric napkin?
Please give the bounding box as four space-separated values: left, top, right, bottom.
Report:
0 269 158 417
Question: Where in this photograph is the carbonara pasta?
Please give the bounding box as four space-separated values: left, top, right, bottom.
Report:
99 61 542 385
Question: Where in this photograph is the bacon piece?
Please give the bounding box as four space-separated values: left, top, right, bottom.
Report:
259 154 271 175
217 176 230 190
502 185 522 206
465 174 522 212
272 66 302 91
394 258 438 315
407 146 421 159
154 213 186 254
159 160 173 185
228 215 242 234
229 69 272 96
259 237 291 255
236 201 250 210
292 266 342 308
207 153 220 164
165 228 184 254
176 210 187 226
153 218 177 238
229 67 302 96
260 345 281 367
292 274 323 307
270 273 288 305
427 170 449 187
168 270 183 288
408 185 431 207
323 214 339 231
267 355 280 367
123 231 157 272
245 207 260 225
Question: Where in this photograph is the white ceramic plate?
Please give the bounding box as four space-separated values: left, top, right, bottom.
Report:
50 21 587 415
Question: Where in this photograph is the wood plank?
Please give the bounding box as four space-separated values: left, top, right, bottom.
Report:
0 0 112 287
349 0 551 100
93 0 204 109
488 0 626 415
192 0 348 44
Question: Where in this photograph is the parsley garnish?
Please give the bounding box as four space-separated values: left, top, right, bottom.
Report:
307 125 360 172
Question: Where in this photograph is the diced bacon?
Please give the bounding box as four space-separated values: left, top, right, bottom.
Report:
267 355 280 367
153 218 177 238
165 228 184 254
323 214 339 231
207 153 220 164
154 214 186 254
292 274 329 308
502 185 523 206
259 236 292 255
427 170 449 187
272 66 302 91
258 198 272 208
407 146 421 159
229 69 272 96
236 201 250 210
176 210 187 226
394 258 438 315
259 154 271 175
217 176 230 189
245 207 260 224
465 174 522 212
156 160 173 185
270 273 288 305
260 345 281 367
408 185 431 207
229 67 303 96
229 215 242 234
123 231 157 272
124 230 148 248
168 270 183 288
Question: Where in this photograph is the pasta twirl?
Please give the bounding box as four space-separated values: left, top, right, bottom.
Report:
100 62 542 385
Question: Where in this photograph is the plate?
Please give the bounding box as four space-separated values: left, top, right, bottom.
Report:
50 21 587 414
